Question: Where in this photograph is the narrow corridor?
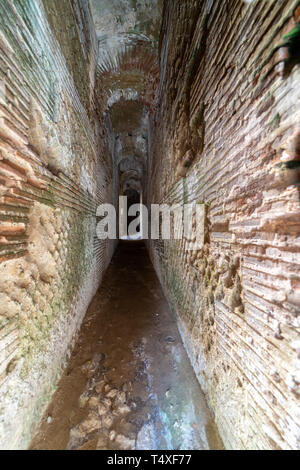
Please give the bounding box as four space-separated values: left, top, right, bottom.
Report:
30 242 223 450
1 0 299 450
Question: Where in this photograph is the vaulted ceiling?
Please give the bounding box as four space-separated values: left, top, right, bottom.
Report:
89 0 163 198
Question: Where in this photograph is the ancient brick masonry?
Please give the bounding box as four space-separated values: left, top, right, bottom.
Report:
148 0 300 450
0 0 299 451
0 0 115 448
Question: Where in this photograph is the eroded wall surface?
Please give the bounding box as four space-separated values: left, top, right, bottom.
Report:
148 0 300 449
0 0 115 449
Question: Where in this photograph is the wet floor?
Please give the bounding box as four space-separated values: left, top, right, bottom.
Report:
30 242 223 450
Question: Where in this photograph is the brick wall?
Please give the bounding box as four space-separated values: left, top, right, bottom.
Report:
148 0 300 450
0 0 115 449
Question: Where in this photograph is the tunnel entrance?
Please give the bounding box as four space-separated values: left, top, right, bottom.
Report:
121 189 142 240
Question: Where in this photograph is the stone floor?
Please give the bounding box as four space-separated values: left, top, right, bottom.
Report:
30 242 223 450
